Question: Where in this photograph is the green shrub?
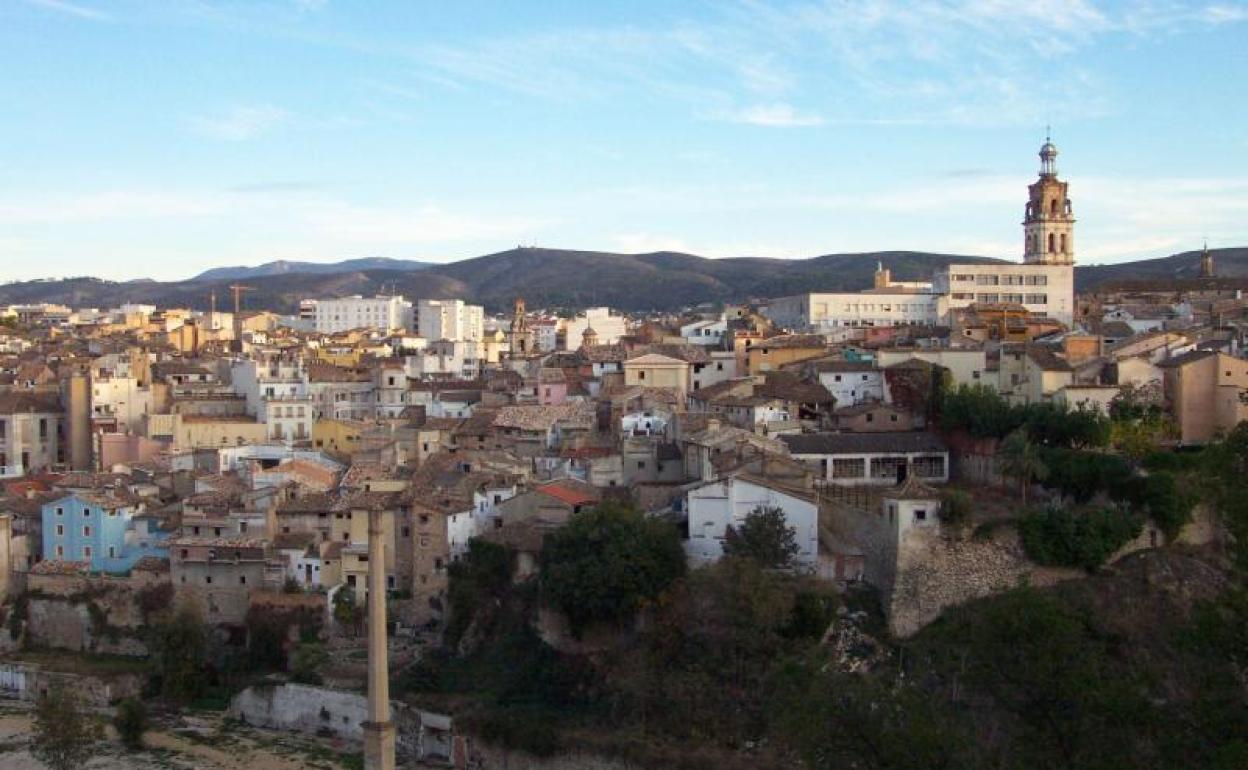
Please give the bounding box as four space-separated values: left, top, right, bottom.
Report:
1019 504 1144 571
113 697 147 750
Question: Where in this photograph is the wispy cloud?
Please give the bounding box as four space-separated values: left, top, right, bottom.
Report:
721 102 823 127
188 104 288 141
22 0 108 21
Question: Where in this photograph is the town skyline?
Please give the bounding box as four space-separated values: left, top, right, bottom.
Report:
4 1 1248 281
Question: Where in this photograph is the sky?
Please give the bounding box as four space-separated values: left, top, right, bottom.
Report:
2 0 1247 282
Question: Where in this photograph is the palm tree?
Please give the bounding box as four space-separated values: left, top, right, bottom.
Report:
1000 428 1048 505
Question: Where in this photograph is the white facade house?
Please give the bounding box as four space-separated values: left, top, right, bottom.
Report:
417 299 484 342
680 316 728 346
312 295 413 333
260 397 314 443
690 350 739 391
448 484 519 560
563 307 628 349
685 475 818 570
815 362 886 407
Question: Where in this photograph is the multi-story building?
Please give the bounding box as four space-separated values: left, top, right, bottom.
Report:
766 290 943 331
1159 350 1248 445
170 537 276 624
0 393 64 478
563 307 628 350
417 299 484 342
41 491 169 571
312 295 413 334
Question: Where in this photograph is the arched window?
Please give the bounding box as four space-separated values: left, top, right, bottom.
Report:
1050 199 1058 217
1048 233 1056 253
1060 234 1067 253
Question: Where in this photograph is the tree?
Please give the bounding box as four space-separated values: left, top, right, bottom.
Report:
113 697 147 751
1018 504 1143 571
290 642 328 685
149 599 210 704
723 505 801 569
1000 428 1047 505
30 686 102 770
446 537 512 646
541 501 685 634
333 587 365 637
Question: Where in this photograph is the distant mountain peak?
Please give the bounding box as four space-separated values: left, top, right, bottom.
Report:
190 257 433 282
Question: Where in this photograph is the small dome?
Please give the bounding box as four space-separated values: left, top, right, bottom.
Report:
1040 141 1058 158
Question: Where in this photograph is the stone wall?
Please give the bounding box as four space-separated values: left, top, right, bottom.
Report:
885 505 1222 638
23 572 168 656
0 662 144 707
228 682 447 762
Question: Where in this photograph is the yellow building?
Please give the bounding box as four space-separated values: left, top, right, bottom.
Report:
623 353 691 395
313 418 368 454
171 415 268 450
744 334 827 375
1160 350 1248 445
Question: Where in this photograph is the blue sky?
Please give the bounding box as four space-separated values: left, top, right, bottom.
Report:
2 0 1247 281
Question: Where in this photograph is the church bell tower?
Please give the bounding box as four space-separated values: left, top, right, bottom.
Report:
1023 134 1075 266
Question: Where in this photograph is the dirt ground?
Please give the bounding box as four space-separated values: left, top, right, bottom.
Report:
0 701 363 770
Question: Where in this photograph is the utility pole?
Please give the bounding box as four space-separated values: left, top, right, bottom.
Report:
228 284 254 314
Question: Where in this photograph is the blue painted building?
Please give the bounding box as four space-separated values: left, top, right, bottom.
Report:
41 492 170 573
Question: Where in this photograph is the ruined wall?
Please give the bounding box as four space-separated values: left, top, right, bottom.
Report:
23 572 168 656
885 506 1222 638
0 662 144 707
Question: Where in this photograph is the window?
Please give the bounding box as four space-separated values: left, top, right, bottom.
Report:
82 508 91 517
82 526 91 537
56 524 64 536
56 545 64 557
915 509 927 521
976 274 999 286
205 575 213 584
638 371 645 380
55 507 63 516
239 575 246 585
108 546 116 558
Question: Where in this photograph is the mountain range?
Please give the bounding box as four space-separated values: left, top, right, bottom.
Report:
1 246 1244 315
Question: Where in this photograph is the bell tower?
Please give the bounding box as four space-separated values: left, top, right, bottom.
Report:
1023 133 1075 266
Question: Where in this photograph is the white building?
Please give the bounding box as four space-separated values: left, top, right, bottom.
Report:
766 290 943 331
813 361 886 407
680 316 728 346
312 295 413 333
564 307 628 350
685 474 818 570
417 299 484 342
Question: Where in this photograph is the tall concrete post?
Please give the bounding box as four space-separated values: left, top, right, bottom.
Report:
363 508 396 770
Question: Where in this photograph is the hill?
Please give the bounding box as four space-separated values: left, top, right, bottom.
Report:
1076 246 1248 290
190 257 433 282
0 248 999 314
1 246 1244 314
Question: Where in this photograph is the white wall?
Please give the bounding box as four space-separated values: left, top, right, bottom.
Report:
685 477 818 569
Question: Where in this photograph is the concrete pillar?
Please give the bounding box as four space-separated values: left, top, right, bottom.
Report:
363 508 396 770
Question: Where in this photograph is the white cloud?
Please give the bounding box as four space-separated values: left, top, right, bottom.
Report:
721 102 823 127
188 104 288 141
21 0 107 21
